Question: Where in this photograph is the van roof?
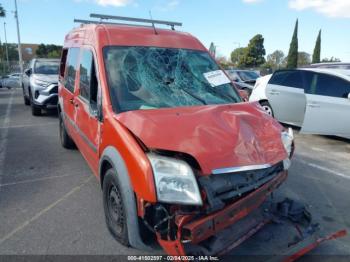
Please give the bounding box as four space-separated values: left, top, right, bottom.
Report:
64 23 206 51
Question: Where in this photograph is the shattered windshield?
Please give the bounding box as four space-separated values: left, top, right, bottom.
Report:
103 47 241 112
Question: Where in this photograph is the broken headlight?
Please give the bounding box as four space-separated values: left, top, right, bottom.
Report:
281 128 294 169
147 153 203 206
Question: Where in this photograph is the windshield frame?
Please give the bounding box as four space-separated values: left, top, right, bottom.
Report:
103 46 242 114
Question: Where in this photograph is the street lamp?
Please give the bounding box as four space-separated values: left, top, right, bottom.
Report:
4 22 9 70
14 0 23 77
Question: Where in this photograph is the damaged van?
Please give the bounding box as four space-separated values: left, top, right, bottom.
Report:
58 14 345 258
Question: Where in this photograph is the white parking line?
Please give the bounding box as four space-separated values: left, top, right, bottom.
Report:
0 176 93 245
0 122 57 129
0 90 14 192
0 174 74 187
296 158 350 180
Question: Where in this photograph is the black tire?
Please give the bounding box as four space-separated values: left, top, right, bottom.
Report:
260 101 274 117
29 91 42 116
59 112 75 149
23 86 30 105
31 103 42 116
103 169 130 247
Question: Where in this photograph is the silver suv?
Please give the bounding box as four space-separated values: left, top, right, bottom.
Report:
22 58 60 116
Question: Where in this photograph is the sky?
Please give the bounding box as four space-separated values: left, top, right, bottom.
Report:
1 0 350 61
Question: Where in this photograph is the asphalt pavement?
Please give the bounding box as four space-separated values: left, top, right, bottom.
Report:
0 88 349 259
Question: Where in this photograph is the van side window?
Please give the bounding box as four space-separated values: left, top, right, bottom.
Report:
60 49 68 78
79 49 98 109
64 48 79 93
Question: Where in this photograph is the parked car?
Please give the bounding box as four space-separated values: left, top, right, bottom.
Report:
250 68 350 138
226 69 260 86
306 62 350 70
22 58 60 116
57 15 346 257
2 73 21 89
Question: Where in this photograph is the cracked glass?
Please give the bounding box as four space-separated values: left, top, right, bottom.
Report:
103 47 241 112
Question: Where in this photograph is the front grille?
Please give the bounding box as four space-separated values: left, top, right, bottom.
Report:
199 162 284 213
49 85 58 95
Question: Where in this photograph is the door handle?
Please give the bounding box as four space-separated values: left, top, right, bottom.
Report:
269 90 280 95
307 102 320 108
69 98 74 105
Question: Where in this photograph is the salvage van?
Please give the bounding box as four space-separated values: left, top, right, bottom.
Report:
58 14 345 258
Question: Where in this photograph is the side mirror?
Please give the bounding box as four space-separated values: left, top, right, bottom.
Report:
239 89 249 101
25 69 32 76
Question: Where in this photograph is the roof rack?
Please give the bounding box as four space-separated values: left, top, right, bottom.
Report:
74 14 182 31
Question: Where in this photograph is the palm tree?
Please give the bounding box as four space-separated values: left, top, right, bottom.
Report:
0 4 5 17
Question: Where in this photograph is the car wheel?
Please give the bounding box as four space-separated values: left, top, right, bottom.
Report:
260 101 274 117
59 112 75 149
23 88 30 105
30 92 41 116
103 169 130 247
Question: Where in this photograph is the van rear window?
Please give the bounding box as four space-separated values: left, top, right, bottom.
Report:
103 47 241 112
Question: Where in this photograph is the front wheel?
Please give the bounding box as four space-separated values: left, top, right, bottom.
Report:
103 169 130 247
260 101 274 117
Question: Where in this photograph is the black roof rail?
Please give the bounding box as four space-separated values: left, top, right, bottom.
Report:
90 13 182 30
74 14 182 31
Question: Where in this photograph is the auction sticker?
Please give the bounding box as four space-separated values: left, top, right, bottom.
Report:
203 70 231 87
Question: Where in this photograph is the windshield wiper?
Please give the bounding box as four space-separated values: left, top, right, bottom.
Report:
182 89 207 105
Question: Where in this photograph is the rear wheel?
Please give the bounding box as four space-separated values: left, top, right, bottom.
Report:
59 112 75 149
260 101 274 117
103 169 130 247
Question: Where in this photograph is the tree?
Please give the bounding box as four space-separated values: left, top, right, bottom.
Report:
47 50 61 59
239 34 266 68
266 50 285 69
36 44 48 58
312 30 321 64
230 47 246 66
0 4 5 17
321 57 341 63
286 19 298 69
298 52 311 67
36 44 62 58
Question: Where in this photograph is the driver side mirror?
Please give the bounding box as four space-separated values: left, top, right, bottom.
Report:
25 68 32 76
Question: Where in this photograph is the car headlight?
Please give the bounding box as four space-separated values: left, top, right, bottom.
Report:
281 128 294 169
33 79 49 88
147 153 203 206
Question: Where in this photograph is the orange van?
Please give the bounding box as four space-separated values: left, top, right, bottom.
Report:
58 14 344 258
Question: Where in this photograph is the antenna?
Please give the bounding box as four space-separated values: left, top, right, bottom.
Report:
149 10 158 35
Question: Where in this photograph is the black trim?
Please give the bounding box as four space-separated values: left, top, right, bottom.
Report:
63 113 98 153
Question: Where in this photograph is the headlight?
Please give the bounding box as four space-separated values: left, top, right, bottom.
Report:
33 79 49 88
147 153 202 206
281 128 294 169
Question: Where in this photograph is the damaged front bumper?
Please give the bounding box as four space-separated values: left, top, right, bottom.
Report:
154 171 346 260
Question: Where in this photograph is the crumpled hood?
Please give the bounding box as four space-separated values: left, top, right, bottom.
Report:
116 103 288 175
32 74 58 84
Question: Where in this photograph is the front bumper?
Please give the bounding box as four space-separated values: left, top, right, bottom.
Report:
32 84 58 107
156 171 346 259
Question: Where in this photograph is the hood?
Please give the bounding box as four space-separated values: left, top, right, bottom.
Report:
116 103 288 175
32 74 58 84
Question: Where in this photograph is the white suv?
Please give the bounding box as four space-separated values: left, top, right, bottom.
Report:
249 69 350 138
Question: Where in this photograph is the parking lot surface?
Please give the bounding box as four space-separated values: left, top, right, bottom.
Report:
0 89 349 257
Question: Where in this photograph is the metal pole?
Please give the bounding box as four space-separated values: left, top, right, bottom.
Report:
4 22 9 70
14 0 23 76
0 36 4 74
